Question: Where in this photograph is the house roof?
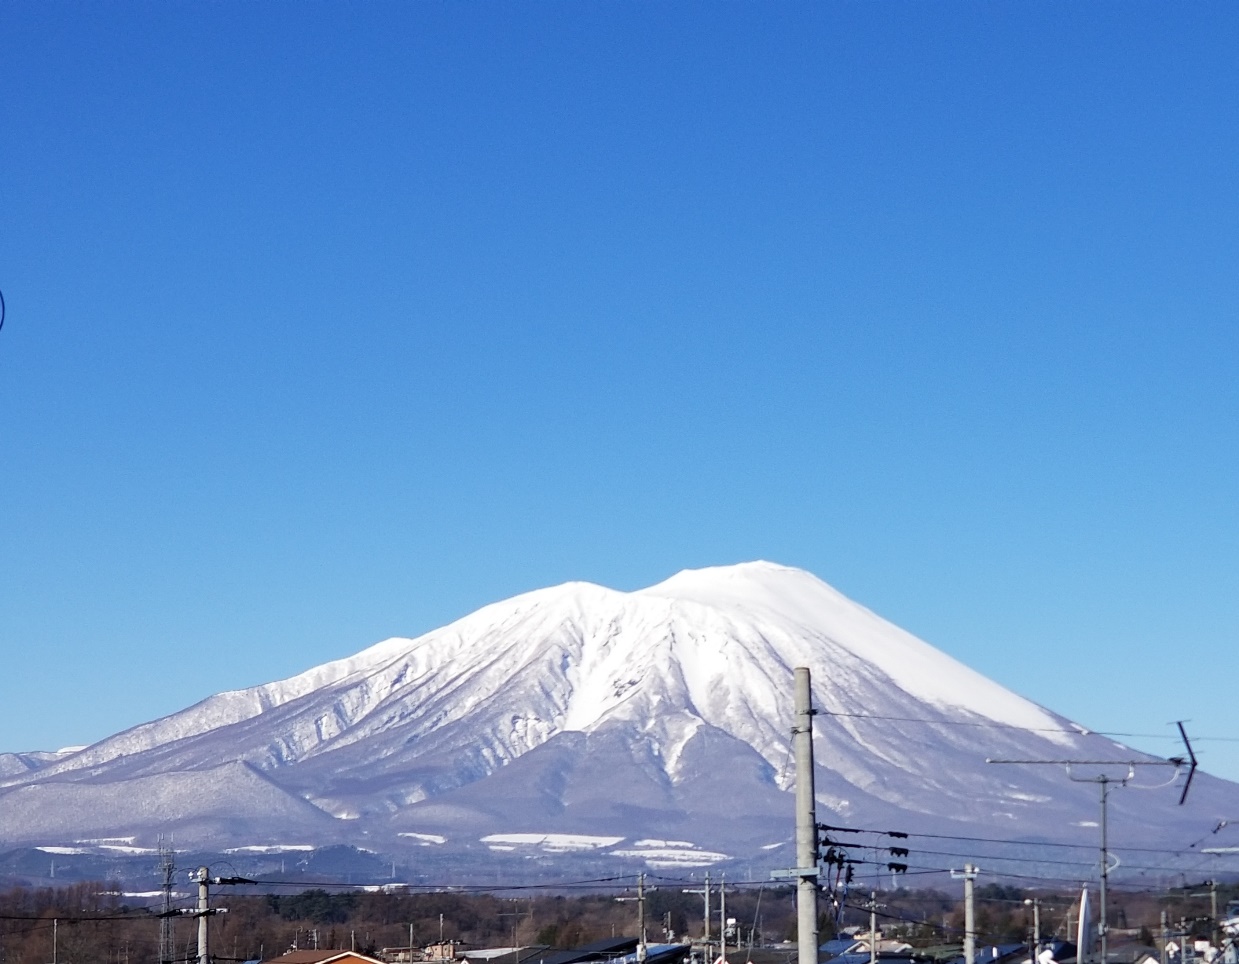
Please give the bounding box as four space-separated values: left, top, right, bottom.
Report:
264 952 386 964
534 937 640 964
603 943 690 964
459 947 550 964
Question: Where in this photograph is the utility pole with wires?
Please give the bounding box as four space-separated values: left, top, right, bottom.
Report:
1205 880 1218 949
618 874 649 963
193 867 212 964
771 668 821 964
989 722 1198 964
862 893 886 964
181 868 248 964
1186 881 1220 948
684 872 711 959
1098 775 1115 964
638 872 647 963
1024 898 1042 964
951 864 979 964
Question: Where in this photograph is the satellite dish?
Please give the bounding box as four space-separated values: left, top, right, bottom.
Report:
1077 887 1093 961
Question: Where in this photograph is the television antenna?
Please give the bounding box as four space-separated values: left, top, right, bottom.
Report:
988 721 1197 964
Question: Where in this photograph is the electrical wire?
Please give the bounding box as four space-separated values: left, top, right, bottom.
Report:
817 709 1238 744
819 822 1239 857
216 874 635 893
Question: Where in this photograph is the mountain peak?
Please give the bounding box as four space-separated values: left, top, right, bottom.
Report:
1 562 1228 870
638 560 842 619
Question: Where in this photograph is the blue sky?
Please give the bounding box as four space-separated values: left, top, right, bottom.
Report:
2 3 1237 786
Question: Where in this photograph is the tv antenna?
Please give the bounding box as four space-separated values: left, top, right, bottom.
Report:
157 836 176 964
988 721 1197 964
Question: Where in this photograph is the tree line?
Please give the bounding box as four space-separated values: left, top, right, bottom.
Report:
0 879 1228 964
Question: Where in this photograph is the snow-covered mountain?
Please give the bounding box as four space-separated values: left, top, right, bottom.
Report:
2 562 1233 876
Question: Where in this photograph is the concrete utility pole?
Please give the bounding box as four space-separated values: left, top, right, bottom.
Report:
683 876 711 961
1160 911 1169 964
703 871 711 954
638 873 647 963
1210 881 1219 947
793 667 819 964
869 893 879 964
1024 898 1041 964
718 875 727 964
952 865 979 964
1099 780 1112 964
195 867 210 964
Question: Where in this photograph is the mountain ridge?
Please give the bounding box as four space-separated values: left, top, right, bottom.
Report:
1 561 1232 876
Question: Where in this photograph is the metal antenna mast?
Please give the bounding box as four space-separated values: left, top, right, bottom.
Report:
158 838 176 964
989 722 1197 964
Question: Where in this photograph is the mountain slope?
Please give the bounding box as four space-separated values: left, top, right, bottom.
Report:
1 562 1231 871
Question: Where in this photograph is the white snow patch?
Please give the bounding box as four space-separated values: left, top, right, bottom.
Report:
481 833 624 852
398 832 446 845
761 842 785 850
1076 821 1099 828
634 838 695 847
223 844 316 854
38 846 87 855
609 847 729 868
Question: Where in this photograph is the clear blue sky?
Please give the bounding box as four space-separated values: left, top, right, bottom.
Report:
2 3 1237 784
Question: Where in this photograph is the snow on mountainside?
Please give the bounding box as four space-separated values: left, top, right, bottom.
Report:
1 562 1233 867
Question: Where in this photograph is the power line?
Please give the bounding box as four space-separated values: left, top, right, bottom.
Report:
818 822 1228 857
219 874 634 892
818 709 1238 744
